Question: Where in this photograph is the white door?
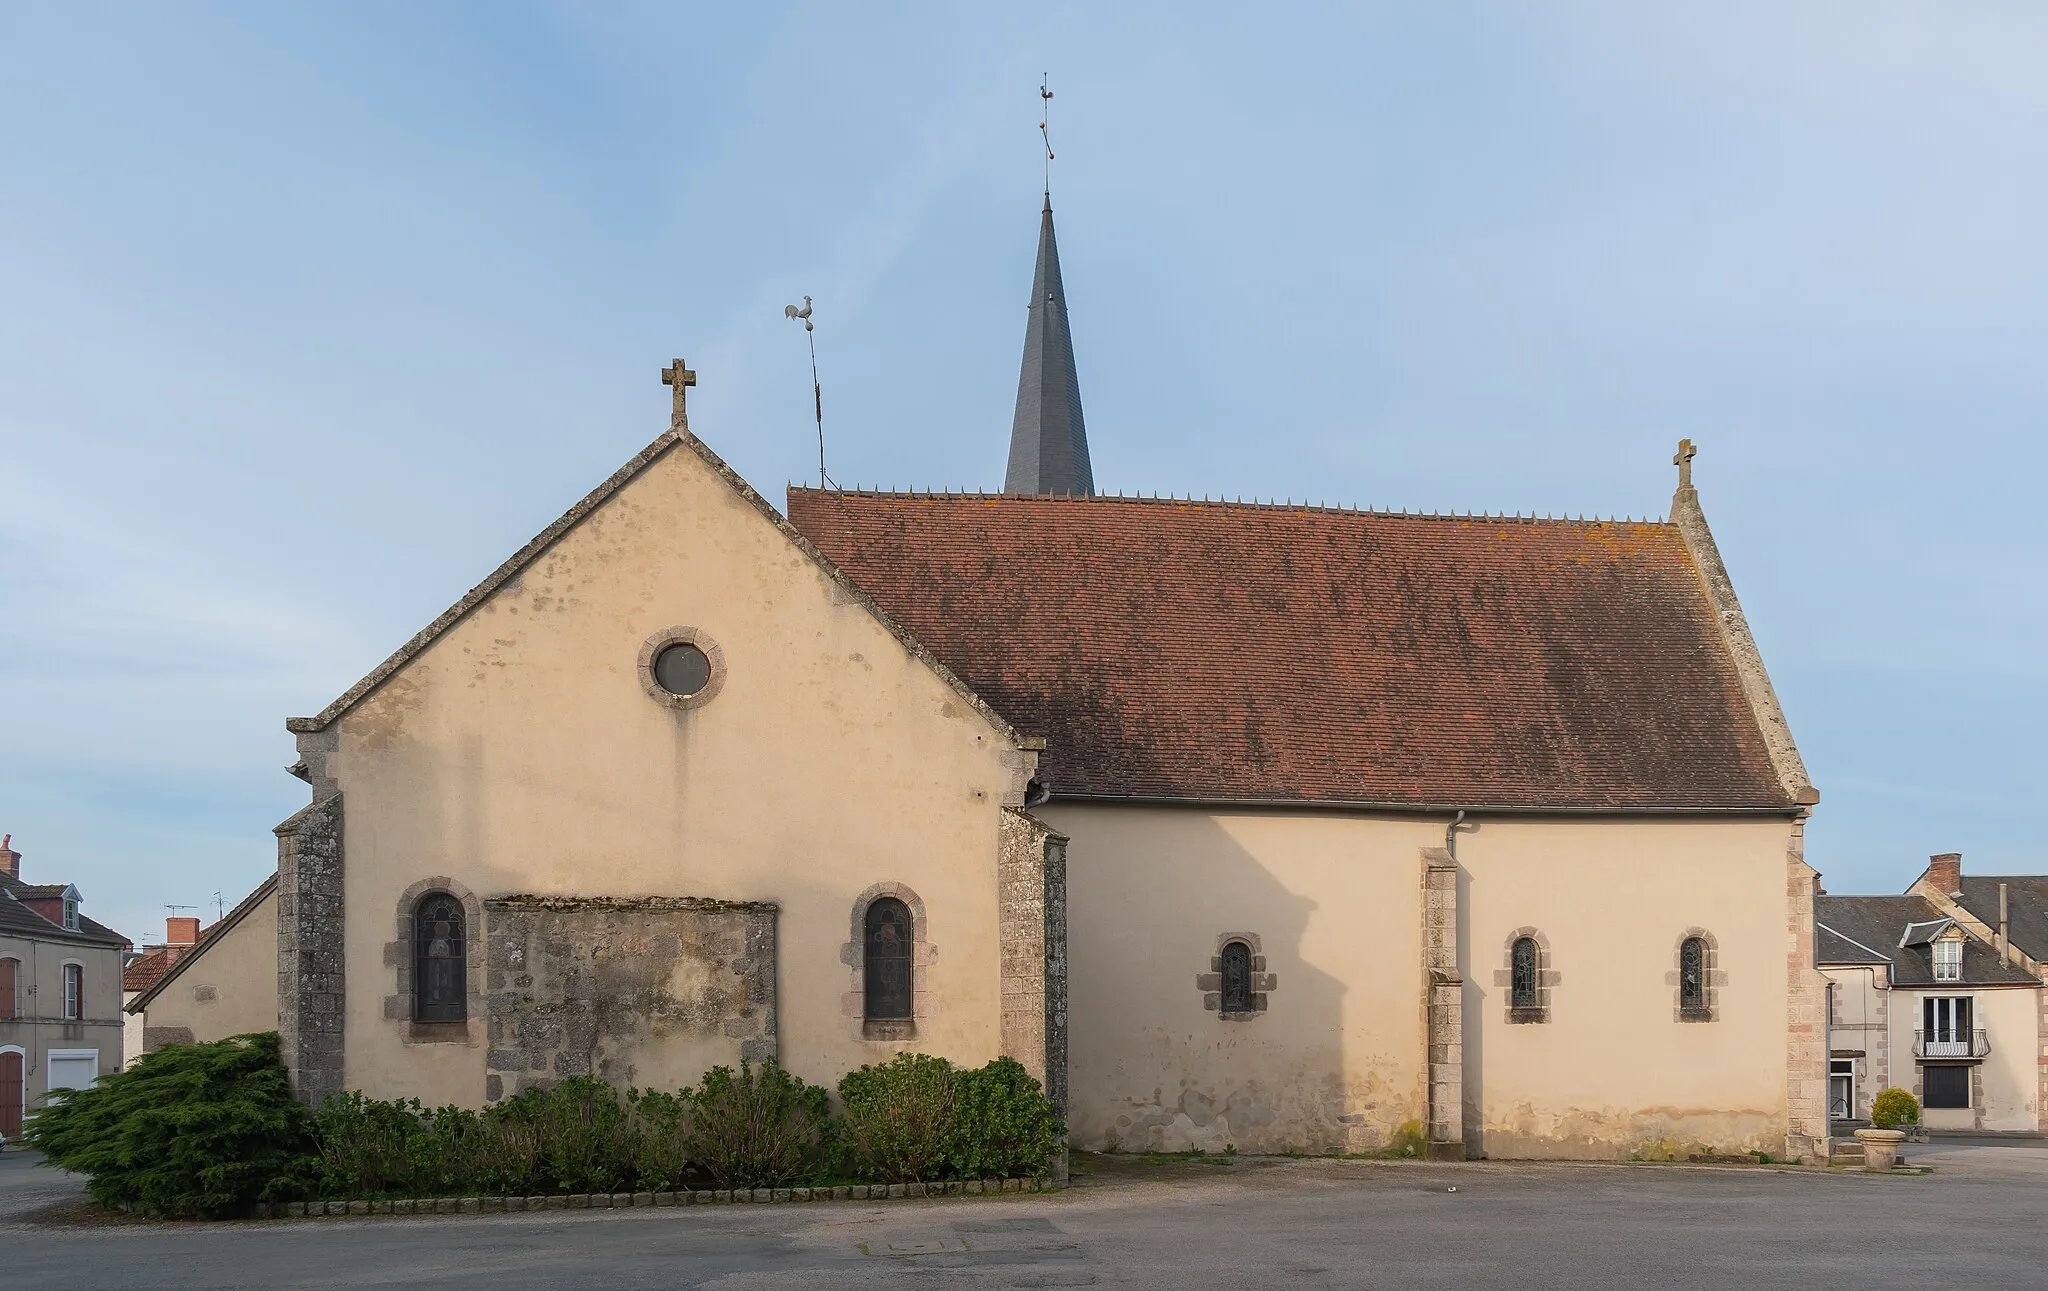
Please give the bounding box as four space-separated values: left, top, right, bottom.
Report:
46 1049 99 1094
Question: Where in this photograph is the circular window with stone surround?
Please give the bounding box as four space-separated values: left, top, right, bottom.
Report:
639 627 727 710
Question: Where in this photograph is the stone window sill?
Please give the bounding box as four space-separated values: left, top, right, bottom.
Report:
1507 1006 1548 1024
1678 1007 1714 1024
407 1020 472 1044
862 1018 916 1042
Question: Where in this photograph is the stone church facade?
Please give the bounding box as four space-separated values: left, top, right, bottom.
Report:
267 199 1829 1161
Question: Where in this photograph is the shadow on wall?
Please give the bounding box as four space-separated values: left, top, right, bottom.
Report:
1059 807 1419 1156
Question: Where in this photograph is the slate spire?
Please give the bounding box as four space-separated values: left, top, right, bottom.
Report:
1004 196 1094 495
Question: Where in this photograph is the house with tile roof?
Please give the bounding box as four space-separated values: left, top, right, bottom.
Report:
1817 873 2042 1134
254 198 1831 1162
123 876 279 1058
0 835 131 1140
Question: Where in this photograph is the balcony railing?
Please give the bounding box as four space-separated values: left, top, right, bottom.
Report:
1914 1029 1990 1059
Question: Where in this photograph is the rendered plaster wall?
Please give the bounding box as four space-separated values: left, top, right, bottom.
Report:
1049 804 1801 1160
1820 963 1890 1119
317 440 1030 1107
1890 986 2040 1133
138 887 279 1052
1461 816 1798 1160
483 896 776 1098
0 932 126 1103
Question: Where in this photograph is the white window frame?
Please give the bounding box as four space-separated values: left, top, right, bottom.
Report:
45 1047 99 1094
1932 937 1962 983
62 896 78 931
1923 994 1974 1056
1828 1058 1856 1120
61 961 83 1020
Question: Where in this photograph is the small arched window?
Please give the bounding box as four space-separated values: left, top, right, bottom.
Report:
62 963 83 1020
1220 940 1254 1014
1679 937 1707 1016
1510 937 1539 1010
414 893 466 1022
864 898 913 1021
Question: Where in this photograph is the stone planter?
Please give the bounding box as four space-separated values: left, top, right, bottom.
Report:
1853 1128 1907 1172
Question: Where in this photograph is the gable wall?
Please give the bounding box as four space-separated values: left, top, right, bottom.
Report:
136 887 279 1053
326 444 1030 1106
1048 804 1800 1158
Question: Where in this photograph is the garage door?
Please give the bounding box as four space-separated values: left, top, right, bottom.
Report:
46 1050 99 1094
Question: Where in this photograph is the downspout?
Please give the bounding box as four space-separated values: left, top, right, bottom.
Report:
1445 810 1467 861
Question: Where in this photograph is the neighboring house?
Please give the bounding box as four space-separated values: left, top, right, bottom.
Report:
123 876 278 1054
121 916 203 1060
1906 854 2048 1130
0 835 131 1140
257 198 1831 1162
1818 877 2043 1133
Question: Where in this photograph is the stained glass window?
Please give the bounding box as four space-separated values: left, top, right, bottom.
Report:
1220 940 1254 1014
1679 937 1707 1014
864 898 913 1020
1511 937 1539 1010
415 894 466 1022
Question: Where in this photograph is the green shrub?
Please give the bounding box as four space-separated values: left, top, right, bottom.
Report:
1385 1119 1426 1159
627 1088 692 1193
840 1053 958 1183
1870 1087 1920 1130
24 1032 316 1218
683 1059 831 1188
945 1057 1063 1180
492 1076 635 1195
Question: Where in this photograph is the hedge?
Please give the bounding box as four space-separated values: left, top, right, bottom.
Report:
27 1033 1064 1215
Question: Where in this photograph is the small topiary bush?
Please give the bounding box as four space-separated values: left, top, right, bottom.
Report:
944 1057 1063 1180
839 1053 958 1183
1870 1087 1920 1130
24 1031 316 1218
683 1058 832 1188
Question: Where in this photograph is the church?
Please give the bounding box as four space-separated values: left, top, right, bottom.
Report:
255 194 1829 1162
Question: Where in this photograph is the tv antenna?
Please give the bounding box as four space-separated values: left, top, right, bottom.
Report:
165 904 195 917
1039 75 1055 198
213 890 224 920
784 295 835 488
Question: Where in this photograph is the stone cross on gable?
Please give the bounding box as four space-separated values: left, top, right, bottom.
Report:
662 360 696 427
1674 438 1697 489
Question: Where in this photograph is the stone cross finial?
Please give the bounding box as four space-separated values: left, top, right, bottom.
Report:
1674 438 1697 489
662 360 697 427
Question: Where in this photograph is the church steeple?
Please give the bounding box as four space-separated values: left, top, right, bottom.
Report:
1003 195 1094 496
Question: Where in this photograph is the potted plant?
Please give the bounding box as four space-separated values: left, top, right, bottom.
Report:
1854 1088 1919 1171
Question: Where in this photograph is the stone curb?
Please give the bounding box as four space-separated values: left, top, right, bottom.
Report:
255 1177 1060 1219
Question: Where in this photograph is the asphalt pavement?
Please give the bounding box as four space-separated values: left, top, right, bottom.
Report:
3 1141 2043 1289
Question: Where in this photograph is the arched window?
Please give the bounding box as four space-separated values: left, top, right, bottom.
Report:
1220 940 1254 1014
414 893 467 1022
62 963 83 1020
863 897 913 1021
1510 937 1539 1010
1679 937 1707 1016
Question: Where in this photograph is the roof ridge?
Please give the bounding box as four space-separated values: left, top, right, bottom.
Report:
786 486 1670 526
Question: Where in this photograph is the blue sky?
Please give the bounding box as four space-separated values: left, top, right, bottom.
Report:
2 3 2042 943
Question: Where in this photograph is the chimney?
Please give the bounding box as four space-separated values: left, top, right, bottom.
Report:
1999 883 2011 967
0 833 17 879
167 916 200 948
1926 852 1963 897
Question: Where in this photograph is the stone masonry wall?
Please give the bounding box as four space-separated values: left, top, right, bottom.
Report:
1783 825 1829 1160
483 896 776 1101
999 808 1069 1114
277 793 345 1106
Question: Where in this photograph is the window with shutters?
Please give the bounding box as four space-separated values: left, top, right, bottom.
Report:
413 893 467 1022
864 897 913 1022
1923 1063 1970 1109
0 958 16 1020
62 963 82 1020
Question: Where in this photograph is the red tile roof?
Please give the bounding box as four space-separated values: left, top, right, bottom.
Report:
786 490 1792 810
123 944 188 993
